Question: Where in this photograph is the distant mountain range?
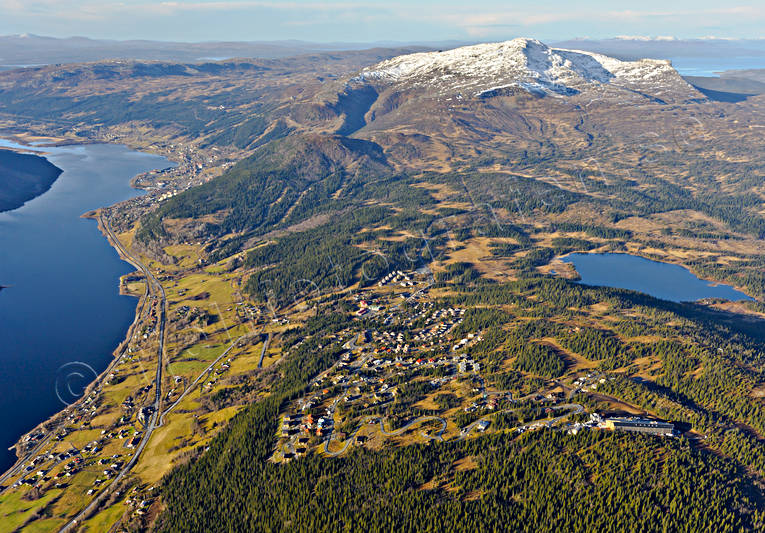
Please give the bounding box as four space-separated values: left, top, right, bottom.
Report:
550 37 765 61
2 34 765 71
0 34 452 69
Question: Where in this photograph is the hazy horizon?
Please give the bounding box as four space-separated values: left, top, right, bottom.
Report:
1 1 764 43
2 33 765 46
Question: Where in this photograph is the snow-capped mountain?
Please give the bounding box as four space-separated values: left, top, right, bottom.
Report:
354 38 697 102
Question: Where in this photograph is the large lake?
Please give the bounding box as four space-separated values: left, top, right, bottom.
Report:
0 140 169 472
670 55 765 77
562 253 753 303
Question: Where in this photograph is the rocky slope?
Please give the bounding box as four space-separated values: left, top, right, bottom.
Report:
352 38 700 103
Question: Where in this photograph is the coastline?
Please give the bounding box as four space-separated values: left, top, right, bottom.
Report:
0 146 63 213
0 138 171 481
1 211 148 478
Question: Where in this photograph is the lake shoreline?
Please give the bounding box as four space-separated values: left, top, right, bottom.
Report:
559 251 756 304
0 147 63 213
2 212 150 482
0 139 170 474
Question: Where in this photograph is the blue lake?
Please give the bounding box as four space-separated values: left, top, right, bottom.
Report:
0 140 169 472
562 253 753 303
669 55 765 77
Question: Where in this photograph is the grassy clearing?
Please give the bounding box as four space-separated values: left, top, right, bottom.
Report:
0 488 62 531
164 244 202 270
226 342 264 374
101 369 155 408
134 417 196 484
79 498 127 533
49 469 101 520
21 517 68 532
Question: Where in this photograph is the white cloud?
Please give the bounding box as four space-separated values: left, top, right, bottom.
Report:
429 5 765 39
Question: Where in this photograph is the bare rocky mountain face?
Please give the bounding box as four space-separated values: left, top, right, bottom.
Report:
2 38 765 532
1 39 763 254
354 38 698 101
301 38 708 169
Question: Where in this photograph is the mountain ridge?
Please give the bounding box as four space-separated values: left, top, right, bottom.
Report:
352 38 698 102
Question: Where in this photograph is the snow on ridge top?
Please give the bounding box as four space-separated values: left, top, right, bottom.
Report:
357 38 686 97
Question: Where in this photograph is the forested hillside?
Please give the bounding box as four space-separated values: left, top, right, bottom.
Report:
1 41 764 533
0 148 62 212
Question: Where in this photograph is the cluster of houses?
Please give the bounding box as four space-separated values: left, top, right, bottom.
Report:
281 413 334 439
464 390 506 414
12 445 127 493
235 302 260 320
354 295 383 318
372 330 412 353
126 434 142 448
127 497 153 516
453 333 481 352
14 450 78 489
20 444 131 495
137 406 154 425
378 270 415 287
411 308 465 344
457 357 481 373
267 266 688 464
22 431 45 444
367 307 467 356
571 372 606 392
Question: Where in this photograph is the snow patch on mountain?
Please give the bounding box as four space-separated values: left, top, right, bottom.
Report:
355 38 695 101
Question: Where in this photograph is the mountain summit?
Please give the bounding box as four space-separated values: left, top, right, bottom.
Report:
354 38 696 101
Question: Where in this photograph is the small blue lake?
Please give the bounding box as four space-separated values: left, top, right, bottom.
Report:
562 253 753 303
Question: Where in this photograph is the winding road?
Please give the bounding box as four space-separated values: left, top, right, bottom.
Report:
379 416 447 441
321 402 582 458
459 402 583 440
322 415 448 457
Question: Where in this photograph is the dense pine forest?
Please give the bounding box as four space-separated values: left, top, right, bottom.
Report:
153 272 765 532
0 148 62 212
2 38 765 533
159 390 764 532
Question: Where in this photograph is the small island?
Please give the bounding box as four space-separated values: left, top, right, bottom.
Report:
0 148 63 212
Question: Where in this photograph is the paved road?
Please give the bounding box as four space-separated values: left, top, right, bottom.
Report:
158 334 248 427
0 433 53 490
321 396 582 458
59 215 167 533
323 415 447 457
380 416 447 441
323 418 370 457
459 403 583 440
517 403 584 431
406 277 434 303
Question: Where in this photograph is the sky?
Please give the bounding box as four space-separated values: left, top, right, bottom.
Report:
0 0 764 43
